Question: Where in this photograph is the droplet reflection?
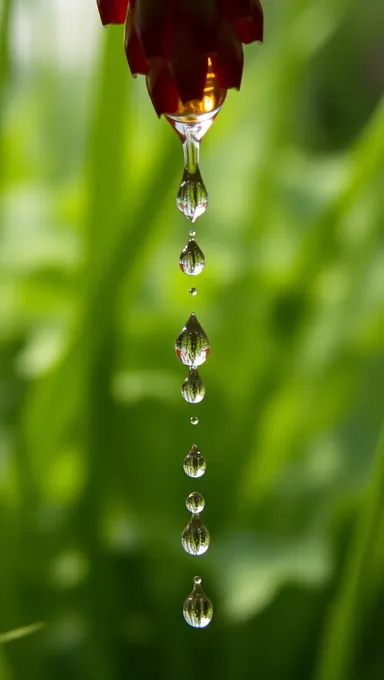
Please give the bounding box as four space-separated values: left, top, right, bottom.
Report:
183 576 213 629
181 514 210 556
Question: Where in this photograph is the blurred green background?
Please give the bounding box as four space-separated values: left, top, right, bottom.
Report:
1 0 384 678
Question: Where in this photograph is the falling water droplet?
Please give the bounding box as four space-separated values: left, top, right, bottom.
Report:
189 230 196 238
190 416 199 426
179 238 205 276
181 368 206 404
183 445 206 478
181 514 210 556
186 492 205 514
176 314 210 367
189 288 197 296
183 577 213 629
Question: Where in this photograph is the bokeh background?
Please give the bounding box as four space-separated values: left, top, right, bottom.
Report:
1 1 384 678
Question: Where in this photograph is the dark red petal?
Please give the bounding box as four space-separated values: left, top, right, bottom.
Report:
222 0 263 43
222 0 252 19
250 0 264 42
175 0 220 55
172 53 208 105
211 21 244 90
170 24 208 104
146 58 180 117
97 0 129 25
135 0 171 60
125 9 148 74
235 15 263 44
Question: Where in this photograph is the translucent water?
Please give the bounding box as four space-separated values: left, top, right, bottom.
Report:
181 514 210 556
183 576 213 629
186 492 205 514
179 238 205 276
165 60 225 627
166 71 226 222
177 162 208 222
175 314 210 367
181 368 206 404
183 445 206 478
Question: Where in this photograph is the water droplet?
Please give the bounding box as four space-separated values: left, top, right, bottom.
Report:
176 129 208 223
181 368 206 404
190 416 199 426
189 287 197 296
189 230 196 238
183 445 206 478
183 577 213 629
175 314 210 367
179 238 205 276
181 514 210 556
177 167 208 222
186 492 205 514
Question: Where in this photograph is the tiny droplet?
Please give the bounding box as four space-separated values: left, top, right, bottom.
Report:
183 577 213 629
181 368 206 404
186 492 205 514
189 230 196 238
190 416 199 426
189 288 197 296
181 514 210 556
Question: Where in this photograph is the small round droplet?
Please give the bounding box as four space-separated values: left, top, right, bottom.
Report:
181 514 210 556
181 369 206 404
189 230 196 238
179 239 205 276
175 314 210 367
186 492 205 514
189 287 197 296
183 577 213 629
177 168 208 222
190 416 199 426
183 445 206 478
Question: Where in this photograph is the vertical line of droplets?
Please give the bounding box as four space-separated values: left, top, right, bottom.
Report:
174 125 214 629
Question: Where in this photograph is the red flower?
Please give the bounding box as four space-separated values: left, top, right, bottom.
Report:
97 0 264 116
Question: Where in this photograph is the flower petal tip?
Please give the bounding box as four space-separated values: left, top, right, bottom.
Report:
97 0 129 26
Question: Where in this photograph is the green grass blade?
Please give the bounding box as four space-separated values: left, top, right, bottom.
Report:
314 427 384 680
0 622 45 645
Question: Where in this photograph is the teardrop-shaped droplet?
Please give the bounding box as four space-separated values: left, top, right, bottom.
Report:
183 445 206 478
189 287 197 296
181 514 210 556
190 416 199 426
176 314 210 367
177 167 208 222
183 576 213 629
179 238 205 276
186 492 205 514
181 368 206 404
